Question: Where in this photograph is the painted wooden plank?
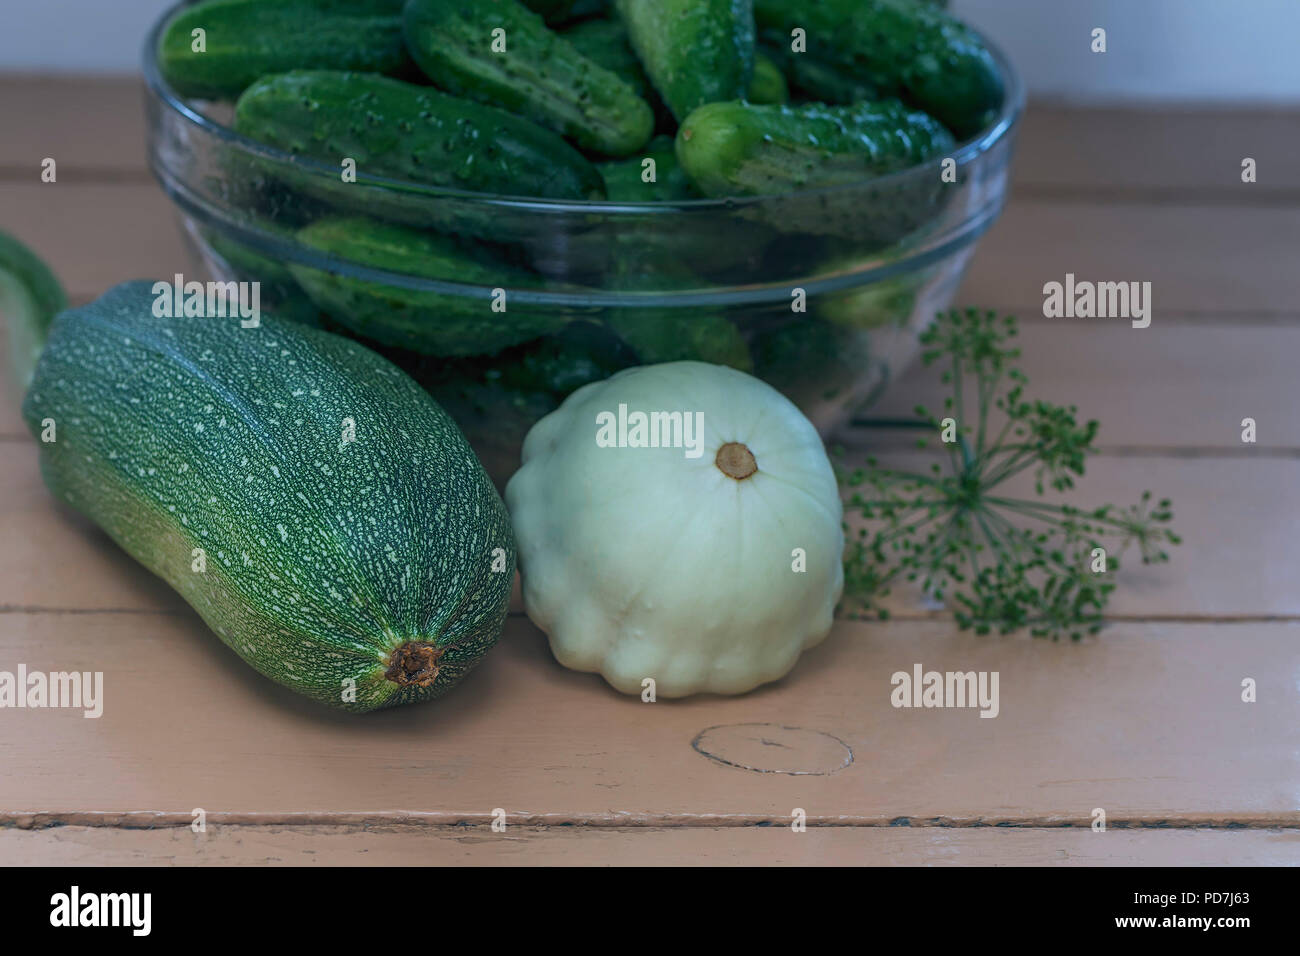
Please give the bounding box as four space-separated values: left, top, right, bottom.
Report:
0 75 150 176
1013 105 1300 194
0 610 1293 822
869 321 1300 449
0 183 189 306
4 435 1293 618
2 823 1295 866
957 199 1300 317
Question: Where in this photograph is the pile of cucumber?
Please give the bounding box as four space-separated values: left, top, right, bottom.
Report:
158 0 1003 478
161 0 998 200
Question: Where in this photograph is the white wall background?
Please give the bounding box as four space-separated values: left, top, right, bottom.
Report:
0 0 1298 104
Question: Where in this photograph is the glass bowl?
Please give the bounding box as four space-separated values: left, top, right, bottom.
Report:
142 0 1023 486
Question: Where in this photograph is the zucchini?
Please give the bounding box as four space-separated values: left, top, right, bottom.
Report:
0 231 67 398
23 281 515 712
233 70 605 200
291 217 574 356
403 0 653 156
158 0 410 100
753 0 1002 138
676 100 953 196
614 0 756 122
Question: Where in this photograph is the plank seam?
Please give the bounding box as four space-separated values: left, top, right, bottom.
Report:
2 812 1297 831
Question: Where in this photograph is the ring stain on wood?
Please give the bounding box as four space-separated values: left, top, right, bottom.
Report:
692 723 854 775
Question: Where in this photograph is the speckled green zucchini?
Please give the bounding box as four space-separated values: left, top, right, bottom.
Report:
0 231 67 397
157 0 410 99
614 0 756 121
291 217 574 356
754 0 1002 138
233 70 605 200
404 0 653 156
676 99 954 196
22 281 515 712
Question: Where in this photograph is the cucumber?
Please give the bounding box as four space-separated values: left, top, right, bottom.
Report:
0 231 67 399
200 228 332 330
562 16 653 102
747 52 788 105
23 281 514 712
753 0 1002 138
404 0 653 157
158 0 410 100
759 33 878 105
676 100 954 196
233 70 605 200
291 217 574 356
598 135 697 202
614 0 756 122
606 309 752 371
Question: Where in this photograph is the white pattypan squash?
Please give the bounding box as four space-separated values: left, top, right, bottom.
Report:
505 361 844 698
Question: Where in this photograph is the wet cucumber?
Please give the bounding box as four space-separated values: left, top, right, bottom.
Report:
23 281 515 712
291 217 574 356
753 0 1002 138
614 0 756 122
562 16 653 102
233 70 605 200
404 0 653 156
747 52 788 105
158 0 410 99
676 100 954 197
759 31 878 105
598 135 697 202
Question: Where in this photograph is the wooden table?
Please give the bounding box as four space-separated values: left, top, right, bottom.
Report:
1 77 1297 865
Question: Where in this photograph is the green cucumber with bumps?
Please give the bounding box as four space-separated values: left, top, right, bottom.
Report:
753 0 1002 138
759 32 879 105
291 217 574 356
22 281 515 712
158 0 411 100
614 0 756 122
676 99 954 243
233 70 605 200
747 52 788 105
676 99 954 196
403 0 653 156
598 135 697 202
